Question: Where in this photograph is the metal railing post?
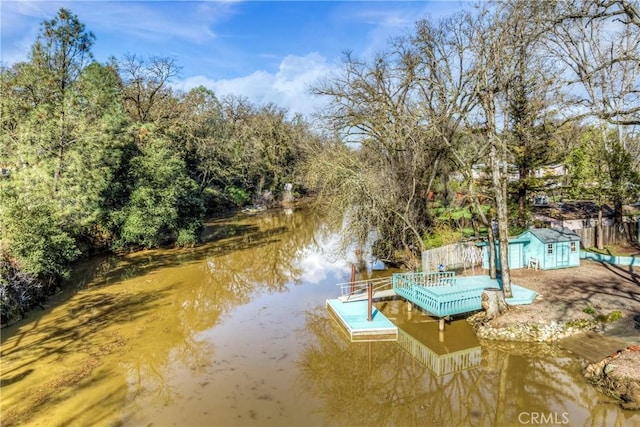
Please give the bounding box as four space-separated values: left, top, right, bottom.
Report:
367 281 373 321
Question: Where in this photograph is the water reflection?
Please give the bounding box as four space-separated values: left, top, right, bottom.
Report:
1 208 639 426
299 300 639 426
1 208 333 426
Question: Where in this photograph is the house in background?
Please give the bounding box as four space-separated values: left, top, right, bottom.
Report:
531 201 615 231
481 227 581 270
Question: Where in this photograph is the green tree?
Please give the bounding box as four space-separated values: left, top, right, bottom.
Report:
0 189 79 279
566 127 639 248
504 1 562 227
166 86 239 209
28 8 95 189
58 61 131 244
113 128 204 248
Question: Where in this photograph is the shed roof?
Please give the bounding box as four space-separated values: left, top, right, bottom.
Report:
524 227 580 243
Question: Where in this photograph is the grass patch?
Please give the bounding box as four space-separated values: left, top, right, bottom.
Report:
581 306 623 324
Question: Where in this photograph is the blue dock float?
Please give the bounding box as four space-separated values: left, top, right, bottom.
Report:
326 299 398 342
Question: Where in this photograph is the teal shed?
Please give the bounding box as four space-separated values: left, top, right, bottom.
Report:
481 227 581 270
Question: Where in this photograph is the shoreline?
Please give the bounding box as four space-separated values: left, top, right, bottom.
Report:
464 262 640 410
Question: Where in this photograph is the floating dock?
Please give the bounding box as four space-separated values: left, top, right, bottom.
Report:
327 272 537 340
326 299 398 342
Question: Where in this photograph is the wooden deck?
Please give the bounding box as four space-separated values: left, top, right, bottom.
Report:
393 272 537 318
558 332 630 363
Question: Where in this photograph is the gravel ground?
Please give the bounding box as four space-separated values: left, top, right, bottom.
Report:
480 260 640 344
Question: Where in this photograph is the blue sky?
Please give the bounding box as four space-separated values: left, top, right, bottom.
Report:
1 1 469 116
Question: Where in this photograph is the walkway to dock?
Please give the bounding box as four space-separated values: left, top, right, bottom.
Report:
335 276 395 302
559 332 630 363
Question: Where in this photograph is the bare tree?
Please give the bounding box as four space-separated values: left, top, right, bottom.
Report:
555 0 640 29
119 54 181 123
409 13 500 276
311 47 441 266
546 0 640 226
547 1 640 127
461 2 544 296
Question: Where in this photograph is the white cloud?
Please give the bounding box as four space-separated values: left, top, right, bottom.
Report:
173 52 333 117
342 2 467 59
0 1 50 64
0 0 238 65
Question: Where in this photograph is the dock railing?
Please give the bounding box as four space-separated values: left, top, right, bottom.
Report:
396 271 456 288
336 276 393 298
393 271 485 317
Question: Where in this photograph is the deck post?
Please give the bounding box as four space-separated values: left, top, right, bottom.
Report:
367 282 373 321
439 318 445 331
350 264 356 294
407 301 413 312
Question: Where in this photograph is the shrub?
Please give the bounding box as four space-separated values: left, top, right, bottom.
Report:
225 186 251 207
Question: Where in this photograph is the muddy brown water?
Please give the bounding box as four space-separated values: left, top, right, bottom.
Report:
1 208 639 426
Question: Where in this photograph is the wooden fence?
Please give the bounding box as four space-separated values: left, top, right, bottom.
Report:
421 243 483 272
574 223 638 248
422 223 638 271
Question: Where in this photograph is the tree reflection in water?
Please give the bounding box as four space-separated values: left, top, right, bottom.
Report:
298 302 636 426
120 208 331 412
2 208 638 426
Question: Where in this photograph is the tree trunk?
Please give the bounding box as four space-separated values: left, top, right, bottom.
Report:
482 288 509 320
487 219 497 280
517 166 528 227
471 190 496 279
597 205 604 250
490 140 512 297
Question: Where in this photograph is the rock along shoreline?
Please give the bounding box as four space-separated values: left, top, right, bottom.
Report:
467 308 640 410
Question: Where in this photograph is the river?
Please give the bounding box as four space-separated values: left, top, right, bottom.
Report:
1 208 638 426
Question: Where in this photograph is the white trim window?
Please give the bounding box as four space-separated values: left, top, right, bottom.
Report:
547 243 554 255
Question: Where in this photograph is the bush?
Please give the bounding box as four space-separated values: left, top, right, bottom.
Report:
423 225 462 249
0 250 44 324
1 197 80 278
112 137 204 248
176 226 198 247
225 186 251 207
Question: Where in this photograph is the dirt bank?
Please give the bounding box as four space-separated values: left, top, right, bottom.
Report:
468 260 640 344
585 346 640 410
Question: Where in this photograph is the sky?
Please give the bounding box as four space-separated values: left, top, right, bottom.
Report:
1 1 469 117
